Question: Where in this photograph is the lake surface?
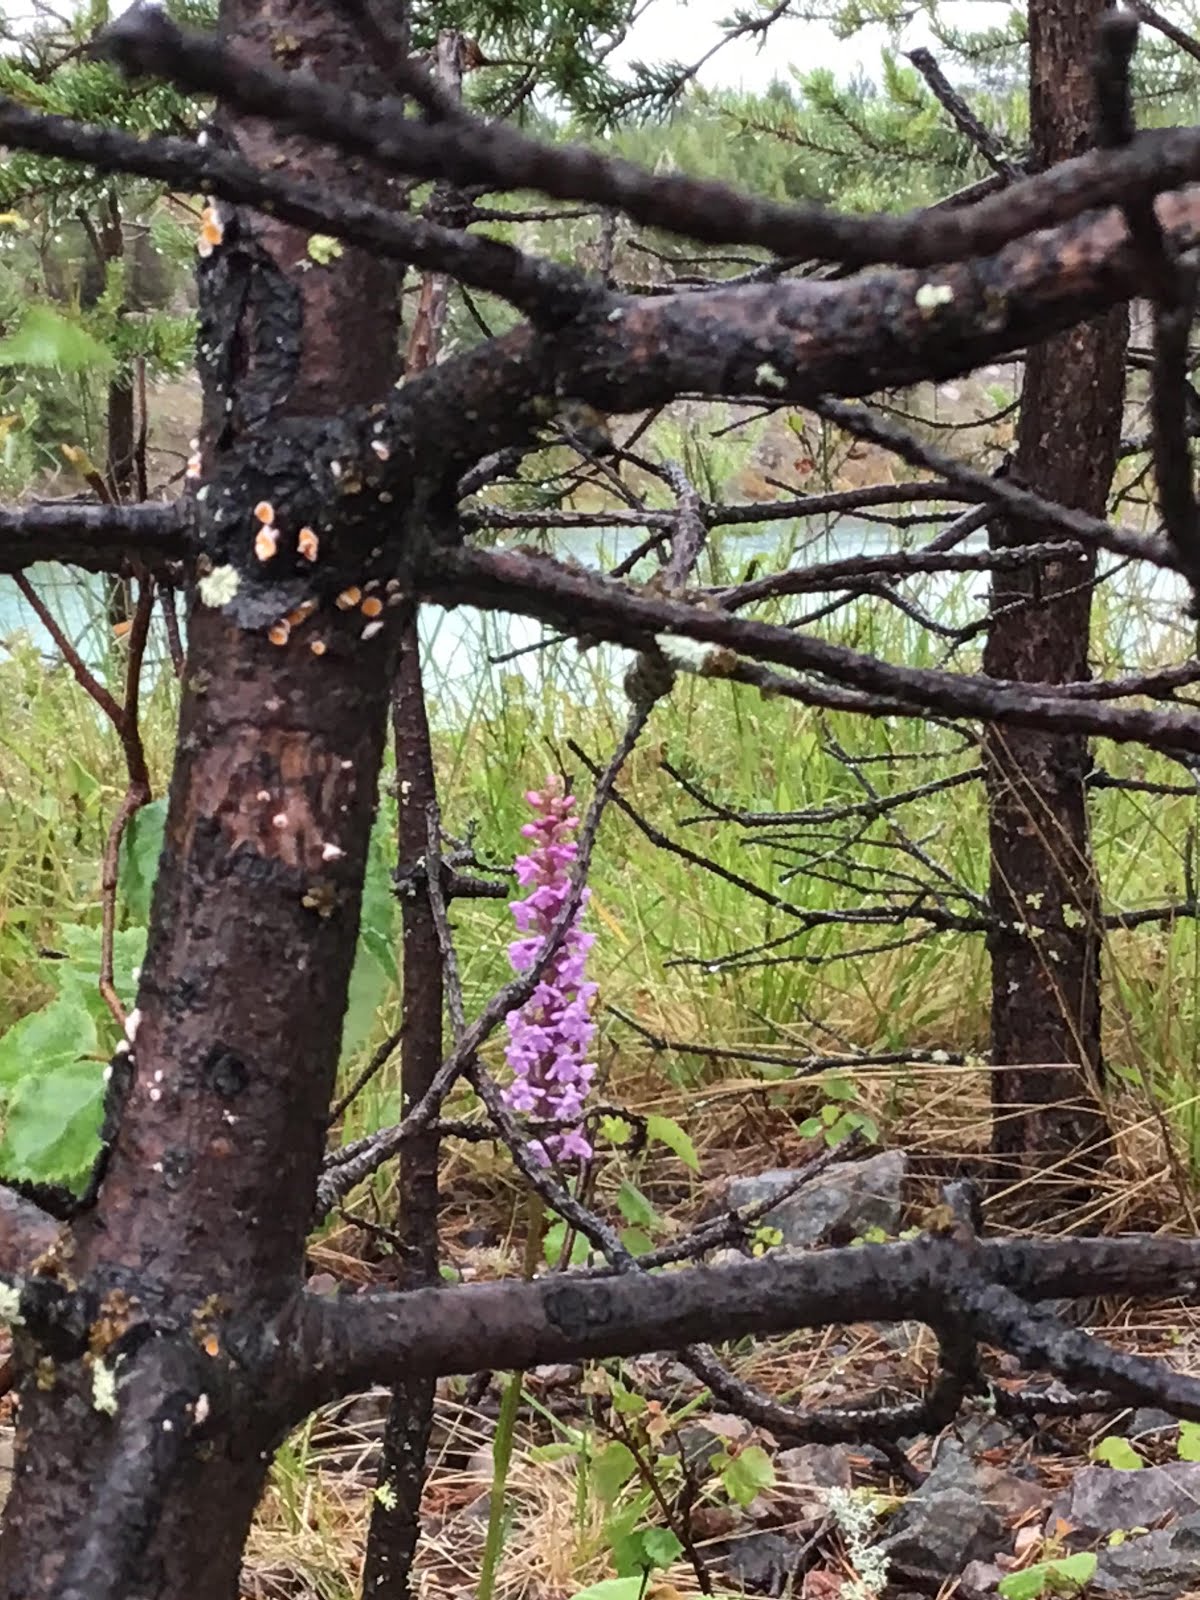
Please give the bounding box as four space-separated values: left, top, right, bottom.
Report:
1 517 1192 722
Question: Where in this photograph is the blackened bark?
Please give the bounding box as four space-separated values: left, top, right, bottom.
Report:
107 377 136 502
364 37 465 1583
0 4 401 1596
983 0 1128 1216
362 614 444 1597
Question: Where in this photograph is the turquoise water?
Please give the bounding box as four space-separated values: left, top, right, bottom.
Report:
1 519 1191 721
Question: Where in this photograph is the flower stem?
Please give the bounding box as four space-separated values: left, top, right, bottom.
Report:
478 1194 545 1600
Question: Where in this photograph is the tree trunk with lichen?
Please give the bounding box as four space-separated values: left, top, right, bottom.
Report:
983 0 1128 1220
0 3 402 1594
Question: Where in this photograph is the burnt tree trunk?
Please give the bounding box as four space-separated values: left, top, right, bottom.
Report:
0 2 402 1594
983 0 1128 1217
361 612 444 1596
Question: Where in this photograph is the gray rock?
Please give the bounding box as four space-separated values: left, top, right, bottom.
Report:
1050 1462 1200 1537
881 1442 1005 1579
708 1530 807 1597
1124 1407 1179 1439
777 1443 854 1492
723 1151 907 1249
959 1561 1005 1598
1091 1512 1200 1597
956 1415 1016 1454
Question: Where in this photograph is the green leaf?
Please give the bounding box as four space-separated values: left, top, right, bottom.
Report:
1180 1421 1200 1461
528 1441 578 1464
55 925 147 1031
616 1179 659 1230
568 1580 645 1600
0 991 98 1089
821 1075 857 1102
798 1116 823 1138
0 305 114 372
637 1527 683 1570
340 945 392 1064
719 1444 776 1507
592 1440 637 1504
997 1553 1097 1599
620 1227 655 1256
610 1525 684 1574
0 1057 106 1187
599 1114 634 1147
609 1382 647 1416
118 798 167 924
1092 1436 1144 1471
543 1220 591 1268
645 1113 699 1171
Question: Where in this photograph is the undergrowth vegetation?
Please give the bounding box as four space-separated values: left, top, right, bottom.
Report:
4 499 1200 1207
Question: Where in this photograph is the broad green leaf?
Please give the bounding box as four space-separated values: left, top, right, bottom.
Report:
637 1527 684 1570
528 1441 578 1464
646 1113 699 1171
592 1440 638 1504
620 1227 655 1256
0 1057 106 1187
568 1580 645 1600
997 1553 1097 1600
358 821 398 981
0 305 114 372
0 992 97 1089
543 1220 591 1268
719 1444 775 1507
1180 1421 1200 1461
599 1114 634 1147
616 1179 659 1230
53 925 147 1034
341 944 392 1063
1092 1436 1144 1471
609 1383 647 1416
118 797 167 924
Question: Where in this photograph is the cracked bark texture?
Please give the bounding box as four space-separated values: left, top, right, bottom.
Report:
983 0 1127 1218
0 3 402 1595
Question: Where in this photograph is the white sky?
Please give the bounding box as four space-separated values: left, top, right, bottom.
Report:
5 0 1017 91
612 1 1015 90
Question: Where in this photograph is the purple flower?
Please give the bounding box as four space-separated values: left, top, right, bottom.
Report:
502 777 596 1164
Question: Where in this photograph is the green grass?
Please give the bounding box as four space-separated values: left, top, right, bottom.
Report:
3 520 1200 1187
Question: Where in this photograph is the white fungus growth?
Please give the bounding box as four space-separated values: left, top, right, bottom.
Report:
124 1008 142 1042
198 565 240 607
92 1359 119 1416
755 361 787 390
361 620 385 640
654 632 718 673
0 1283 23 1327
915 282 955 313
321 842 345 862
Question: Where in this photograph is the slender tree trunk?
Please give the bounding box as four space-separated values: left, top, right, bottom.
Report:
363 38 468 1589
0 2 401 1593
362 614 444 1596
983 0 1128 1218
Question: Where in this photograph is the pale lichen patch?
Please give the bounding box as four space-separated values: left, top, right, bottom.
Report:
92 1358 119 1416
197 565 240 607
915 282 955 314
